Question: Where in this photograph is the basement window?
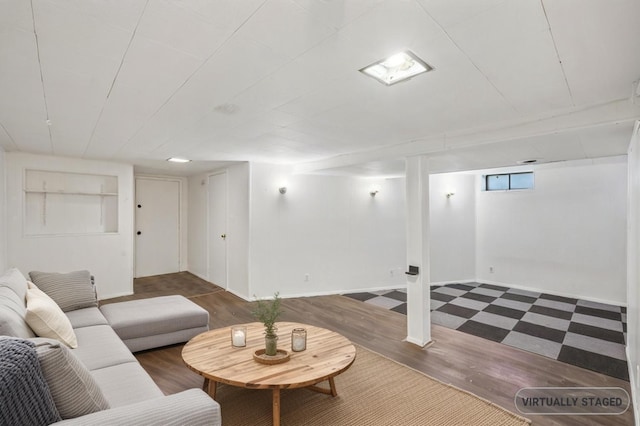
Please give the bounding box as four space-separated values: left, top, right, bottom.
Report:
485 172 534 191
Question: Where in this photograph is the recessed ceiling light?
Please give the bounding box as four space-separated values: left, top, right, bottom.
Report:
517 159 539 165
359 50 433 86
166 157 191 163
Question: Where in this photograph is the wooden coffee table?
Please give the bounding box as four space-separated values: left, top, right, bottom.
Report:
182 322 356 426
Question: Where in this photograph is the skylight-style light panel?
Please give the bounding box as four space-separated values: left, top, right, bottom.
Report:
359 50 433 86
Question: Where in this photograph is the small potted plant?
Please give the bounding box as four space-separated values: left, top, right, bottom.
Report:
252 292 282 356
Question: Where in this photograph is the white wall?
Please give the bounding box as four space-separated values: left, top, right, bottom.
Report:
626 121 640 421
248 163 406 299
0 148 6 272
429 172 476 283
6 153 134 299
476 157 627 305
187 163 250 297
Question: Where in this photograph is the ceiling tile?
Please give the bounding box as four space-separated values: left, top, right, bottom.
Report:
241 0 336 59
542 0 640 105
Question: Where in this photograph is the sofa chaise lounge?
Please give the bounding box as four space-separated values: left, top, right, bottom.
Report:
0 268 221 425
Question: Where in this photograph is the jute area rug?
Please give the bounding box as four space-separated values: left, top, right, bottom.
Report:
215 345 531 425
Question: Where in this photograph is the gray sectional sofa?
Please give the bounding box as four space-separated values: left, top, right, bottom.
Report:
0 268 221 425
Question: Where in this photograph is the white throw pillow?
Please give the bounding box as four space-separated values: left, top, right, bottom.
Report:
25 282 78 349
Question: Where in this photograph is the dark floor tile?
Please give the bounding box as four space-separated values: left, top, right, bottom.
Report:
479 283 509 292
624 322 627 333
430 285 441 290
461 292 497 304
431 292 456 303
568 322 625 344
382 290 407 302
457 320 510 343
540 293 578 305
484 304 526 320
447 283 476 291
529 304 573 320
621 306 627 314
437 303 478 319
501 292 537 304
574 305 622 321
558 346 629 381
344 292 376 302
513 321 566 343
391 303 407 315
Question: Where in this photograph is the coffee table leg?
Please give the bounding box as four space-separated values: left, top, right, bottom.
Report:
202 378 218 399
272 388 281 426
328 377 337 397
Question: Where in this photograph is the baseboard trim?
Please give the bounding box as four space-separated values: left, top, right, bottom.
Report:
476 279 626 308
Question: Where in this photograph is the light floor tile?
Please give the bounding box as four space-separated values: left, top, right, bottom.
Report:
534 298 576 312
571 313 624 332
430 311 468 330
450 297 489 311
471 311 519 331
506 288 541 298
503 331 562 359
576 299 621 312
563 332 627 361
430 299 446 311
470 287 504 298
433 287 466 298
521 312 570 331
366 296 404 310
492 297 532 312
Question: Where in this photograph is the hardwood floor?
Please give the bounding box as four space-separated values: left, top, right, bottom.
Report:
110 273 634 426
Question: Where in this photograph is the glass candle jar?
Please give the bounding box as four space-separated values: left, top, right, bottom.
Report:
231 326 247 347
291 328 307 352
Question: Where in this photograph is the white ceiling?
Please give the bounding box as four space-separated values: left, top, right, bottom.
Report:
1 0 639 177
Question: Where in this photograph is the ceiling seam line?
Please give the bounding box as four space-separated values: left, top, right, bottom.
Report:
112 0 270 160
82 0 151 158
540 0 575 108
415 2 519 116
30 0 53 154
0 121 19 151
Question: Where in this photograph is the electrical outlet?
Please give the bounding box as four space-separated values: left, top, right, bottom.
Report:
304 274 310 282
489 266 494 273
389 269 394 277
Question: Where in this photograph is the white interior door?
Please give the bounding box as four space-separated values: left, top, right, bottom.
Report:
208 172 227 287
135 178 180 277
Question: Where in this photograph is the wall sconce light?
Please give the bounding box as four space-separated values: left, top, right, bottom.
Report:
446 192 455 198
279 187 287 195
370 189 379 197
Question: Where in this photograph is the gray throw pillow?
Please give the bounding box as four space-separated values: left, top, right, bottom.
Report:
29 270 97 312
32 338 110 419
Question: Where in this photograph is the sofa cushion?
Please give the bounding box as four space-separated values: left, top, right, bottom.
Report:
0 337 61 425
72 325 136 370
29 270 97 312
25 283 78 348
90 362 164 408
0 268 29 302
66 307 109 329
0 287 36 338
32 338 110 419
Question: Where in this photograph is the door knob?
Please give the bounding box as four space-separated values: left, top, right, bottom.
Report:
221 234 226 239
137 231 141 235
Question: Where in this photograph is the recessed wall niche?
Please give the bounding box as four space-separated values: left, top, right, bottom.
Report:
24 169 118 236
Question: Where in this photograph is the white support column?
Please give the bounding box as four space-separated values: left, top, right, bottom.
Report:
405 156 432 347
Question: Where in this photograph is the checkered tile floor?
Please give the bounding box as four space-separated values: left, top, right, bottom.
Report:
344 282 628 381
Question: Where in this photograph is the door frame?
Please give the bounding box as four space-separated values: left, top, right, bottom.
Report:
207 171 228 289
134 175 185 278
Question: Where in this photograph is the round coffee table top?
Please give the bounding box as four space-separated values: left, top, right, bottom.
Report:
182 322 356 390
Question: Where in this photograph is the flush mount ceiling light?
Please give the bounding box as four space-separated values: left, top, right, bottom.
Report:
166 157 191 163
359 50 433 86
